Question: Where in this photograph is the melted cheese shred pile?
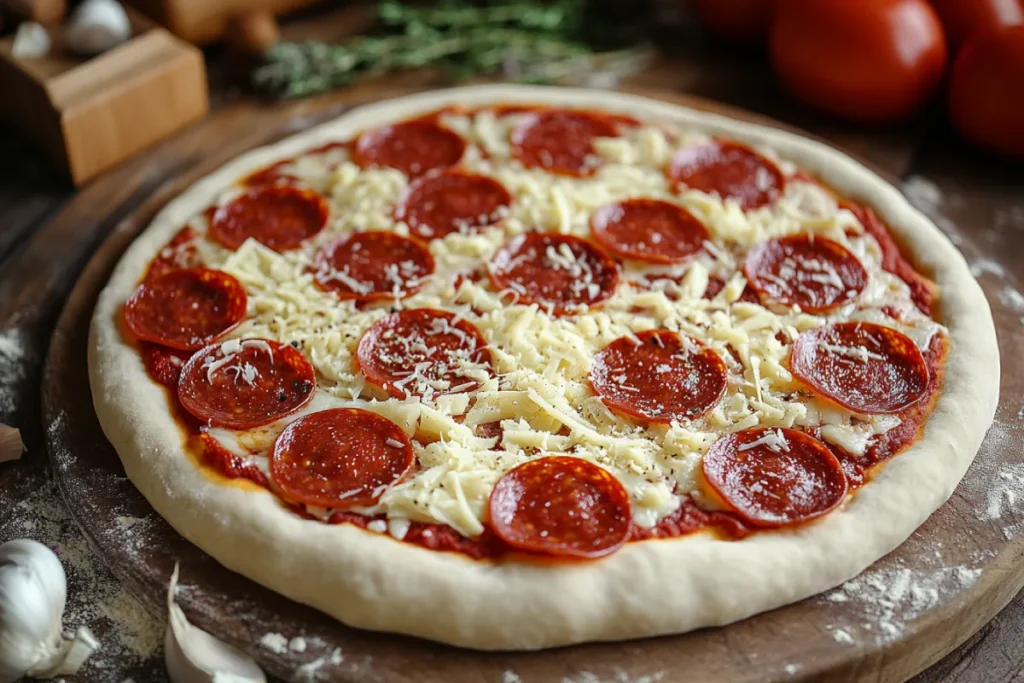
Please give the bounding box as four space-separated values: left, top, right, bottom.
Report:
188 109 945 539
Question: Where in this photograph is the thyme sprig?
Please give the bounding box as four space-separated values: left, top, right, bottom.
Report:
252 0 650 98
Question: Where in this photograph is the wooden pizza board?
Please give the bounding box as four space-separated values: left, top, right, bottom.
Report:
42 83 1024 683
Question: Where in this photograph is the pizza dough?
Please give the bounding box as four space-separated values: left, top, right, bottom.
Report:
88 85 999 650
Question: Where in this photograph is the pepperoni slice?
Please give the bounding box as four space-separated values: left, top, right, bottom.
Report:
353 120 466 177
357 309 492 399
511 110 620 176
589 330 728 424
743 234 868 313
669 140 785 211
702 428 848 528
270 408 414 509
591 199 709 264
123 268 246 351
488 233 619 315
178 339 316 429
488 456 631 559
790 322 929 414
395 170 512 240
209 186 328 252
312 231 434 301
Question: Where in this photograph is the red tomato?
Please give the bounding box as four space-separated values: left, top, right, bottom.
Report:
769 0 948 123
690 0 777 43
949 25 1024 158
928 0 1023 48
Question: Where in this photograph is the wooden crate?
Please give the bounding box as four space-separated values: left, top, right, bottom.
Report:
0 14 209 186
124 0 324 44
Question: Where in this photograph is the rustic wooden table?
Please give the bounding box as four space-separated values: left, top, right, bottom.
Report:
1 9 1023 681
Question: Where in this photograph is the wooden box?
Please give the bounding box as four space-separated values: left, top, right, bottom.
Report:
124 0 324 44
0 14 209 186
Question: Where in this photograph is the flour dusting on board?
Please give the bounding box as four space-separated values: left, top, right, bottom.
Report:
822 562 983 645
1 477 165 674
0 328 30 415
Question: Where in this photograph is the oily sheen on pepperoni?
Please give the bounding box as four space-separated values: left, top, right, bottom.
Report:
702 428 848 528
270 408 414 509
589 330 728 424
790 322 930 414
510 110 620 176
395 170 512 240
488 233 619 314
591 198 709 264
669 140 785 211
353 120 465 177
312 231 434 301
209 186 328 252
488 456 631 559
178 339 315 429
357 308 492 399
743 234 868 313
123 268 246 351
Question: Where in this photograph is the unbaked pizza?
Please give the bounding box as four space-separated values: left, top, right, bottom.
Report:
89 86 999 649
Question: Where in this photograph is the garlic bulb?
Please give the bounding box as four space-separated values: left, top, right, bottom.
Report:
0 539 99 683
65 0 132 57
165 564 265 683
10 22 50 59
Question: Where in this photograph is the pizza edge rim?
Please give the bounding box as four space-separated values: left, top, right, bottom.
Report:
87 84 1000 650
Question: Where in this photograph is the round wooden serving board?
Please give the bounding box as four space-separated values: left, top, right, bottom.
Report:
42 86 1024 683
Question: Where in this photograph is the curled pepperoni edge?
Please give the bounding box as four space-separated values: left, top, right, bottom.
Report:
312 231 435 302
356 308 493 400
789 322 930 415
742 234 869 314
488 456 632 559
123 268 247 351
702 428 849 528
487 233 621 315
591 198 710 265
269 408 415 509
209 185 329 252
177 339 316 430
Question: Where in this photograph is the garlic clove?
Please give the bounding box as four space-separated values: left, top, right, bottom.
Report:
65 0 132 57
11 22 51 59
0 539 99 683
165 564 266 683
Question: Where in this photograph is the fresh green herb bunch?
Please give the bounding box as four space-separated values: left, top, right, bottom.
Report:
252 0 650 98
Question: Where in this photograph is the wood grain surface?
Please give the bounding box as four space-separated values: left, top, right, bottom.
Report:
36 84 1024 683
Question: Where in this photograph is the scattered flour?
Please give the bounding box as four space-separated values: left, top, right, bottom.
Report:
978 462 1024 522
1000 287 1024 326
289 636 308 653
291 647 344 682
0 327 29 416
3 478 165 677
822 563 984 646
260 632 290 654
503 672 523 683
783 664 800 676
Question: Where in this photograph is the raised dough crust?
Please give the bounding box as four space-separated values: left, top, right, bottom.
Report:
88 85 999 650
